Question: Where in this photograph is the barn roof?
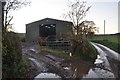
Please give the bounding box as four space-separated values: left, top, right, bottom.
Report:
26 18 73 25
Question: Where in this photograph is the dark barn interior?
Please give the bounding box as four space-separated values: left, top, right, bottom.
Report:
39 24 56 37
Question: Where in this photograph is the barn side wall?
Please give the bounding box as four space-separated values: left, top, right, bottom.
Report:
26 19 73 42
26 22 39 42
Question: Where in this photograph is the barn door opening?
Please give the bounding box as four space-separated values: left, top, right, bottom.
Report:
39 24 56 37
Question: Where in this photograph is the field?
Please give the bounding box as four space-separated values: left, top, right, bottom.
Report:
89 36 120 53
90 36 119 43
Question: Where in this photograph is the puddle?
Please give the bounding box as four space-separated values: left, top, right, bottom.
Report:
29 58 41 67
63 67 70 70
61 54 115 78
91 43 113 71
82 69 99 78
29 48 39 54
33 54 115 79
62 61 91 78
34 73 61 79
94 43 120 61
33 42 116 79
46 54 56 60
30 48 36 52
92 68 115 78
28 57 48 72
94 55 104 64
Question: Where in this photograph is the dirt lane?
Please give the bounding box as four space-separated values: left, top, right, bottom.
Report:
22 43 116 79
22 43 73 78
92 42 120 79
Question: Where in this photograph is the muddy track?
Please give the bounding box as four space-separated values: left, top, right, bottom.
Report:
22 44 74 78
22 43 116 79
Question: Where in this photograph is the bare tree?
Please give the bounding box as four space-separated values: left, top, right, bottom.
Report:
64 0 91 40
3 0 31 32
79 21 99 38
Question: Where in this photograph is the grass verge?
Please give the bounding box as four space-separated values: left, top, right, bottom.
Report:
39 39 97 62
92 40 120 53
90 37 120 53
39 46 69 58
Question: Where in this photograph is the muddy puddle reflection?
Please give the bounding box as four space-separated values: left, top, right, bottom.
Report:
34 54 114 79
34 73 61 79
61 61 91 78
24 45 115 79
61 54 114 79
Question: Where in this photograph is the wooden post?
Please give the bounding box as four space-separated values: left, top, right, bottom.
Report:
0 1 5 79
0 1 2 79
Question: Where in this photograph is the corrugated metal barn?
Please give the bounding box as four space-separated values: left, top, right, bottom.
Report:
26 18 73 42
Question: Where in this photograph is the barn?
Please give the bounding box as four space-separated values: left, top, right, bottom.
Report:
26 18 73 42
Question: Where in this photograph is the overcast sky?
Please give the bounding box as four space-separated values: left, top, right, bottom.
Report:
11 0 119 34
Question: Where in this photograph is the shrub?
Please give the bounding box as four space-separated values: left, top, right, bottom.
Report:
3 32 22 63
2 32 23 78
70 39 97 61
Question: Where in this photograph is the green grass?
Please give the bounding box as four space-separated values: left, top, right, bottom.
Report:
39 46 69 58
89 36 120 53
39 39 97 61
90 36 119 43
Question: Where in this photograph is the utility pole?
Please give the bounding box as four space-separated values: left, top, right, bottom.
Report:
103 20 106 40
104 20 105 35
